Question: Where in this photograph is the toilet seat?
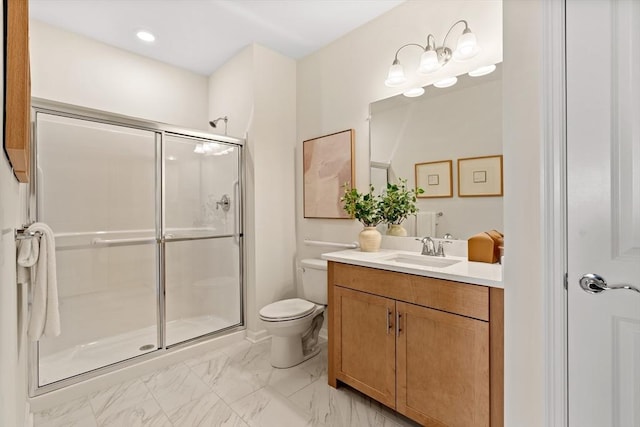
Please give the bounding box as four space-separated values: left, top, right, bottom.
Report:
259 298 316 322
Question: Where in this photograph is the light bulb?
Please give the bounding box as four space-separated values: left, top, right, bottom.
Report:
385 62 407 87
453 30 479 61
136 30 156 43
418 49 440 74
403 87 425 98
469 64 496 77
433 77 458 88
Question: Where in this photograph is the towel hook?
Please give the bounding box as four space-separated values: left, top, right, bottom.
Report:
15 225 42 241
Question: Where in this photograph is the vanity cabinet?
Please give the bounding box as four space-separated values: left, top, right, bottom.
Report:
328 261 504 427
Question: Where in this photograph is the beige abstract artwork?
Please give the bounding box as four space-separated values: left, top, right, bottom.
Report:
303 129 354 218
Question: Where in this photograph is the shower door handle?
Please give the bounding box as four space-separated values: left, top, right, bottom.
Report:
233 180 240 244
92 237 156 246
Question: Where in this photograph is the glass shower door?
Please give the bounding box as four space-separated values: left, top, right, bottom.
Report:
163 134 242 346
35 113 159 386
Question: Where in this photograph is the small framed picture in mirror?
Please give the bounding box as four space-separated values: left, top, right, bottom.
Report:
458 155 503 197
415 160 453 198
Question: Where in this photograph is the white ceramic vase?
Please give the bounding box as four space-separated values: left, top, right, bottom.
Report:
386 224 407 237
359 227 382 252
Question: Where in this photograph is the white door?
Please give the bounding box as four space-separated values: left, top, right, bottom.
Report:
567 1 640 426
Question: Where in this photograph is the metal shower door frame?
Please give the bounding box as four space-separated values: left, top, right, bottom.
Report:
27 98 246 397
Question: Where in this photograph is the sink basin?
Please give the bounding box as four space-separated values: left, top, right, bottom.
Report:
383 254 461 268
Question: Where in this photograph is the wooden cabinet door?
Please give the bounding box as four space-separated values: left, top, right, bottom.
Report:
334 286 396 408
396 302 490 427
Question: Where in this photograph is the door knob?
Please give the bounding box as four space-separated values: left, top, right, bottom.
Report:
579 273 640 294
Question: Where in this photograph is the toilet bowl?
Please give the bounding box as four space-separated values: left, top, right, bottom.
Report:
259 259 327 368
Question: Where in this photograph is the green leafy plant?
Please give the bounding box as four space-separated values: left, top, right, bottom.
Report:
380 178 424 225
341 183 383 227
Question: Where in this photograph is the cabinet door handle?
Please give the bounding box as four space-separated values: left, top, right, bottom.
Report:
396 311 403 336
386 307 393 334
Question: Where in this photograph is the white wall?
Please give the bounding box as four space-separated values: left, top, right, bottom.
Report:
30 20 209 130
0 7 30 425
0 154 29 427
503 1 545 425
208 44 297 334
296 0 502 259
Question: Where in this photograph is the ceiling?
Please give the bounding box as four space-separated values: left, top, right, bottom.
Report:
29 0 406 76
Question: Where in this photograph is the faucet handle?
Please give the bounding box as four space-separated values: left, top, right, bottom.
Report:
435 240 453 257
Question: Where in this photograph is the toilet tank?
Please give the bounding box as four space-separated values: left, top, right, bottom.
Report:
300 259 328 305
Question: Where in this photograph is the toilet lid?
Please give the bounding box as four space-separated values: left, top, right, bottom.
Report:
259 298 316 321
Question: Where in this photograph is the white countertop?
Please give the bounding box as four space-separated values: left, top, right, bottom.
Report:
322 249 503 289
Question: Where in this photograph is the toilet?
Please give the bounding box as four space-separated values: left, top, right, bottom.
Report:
259 258 327 368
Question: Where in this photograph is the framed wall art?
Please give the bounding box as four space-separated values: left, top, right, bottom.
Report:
415 160 453 198
303 129 354 218
458 155 503 197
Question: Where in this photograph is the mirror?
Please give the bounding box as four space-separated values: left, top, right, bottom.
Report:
370 63 503 239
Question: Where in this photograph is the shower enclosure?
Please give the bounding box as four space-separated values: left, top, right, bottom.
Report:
29 100 244 395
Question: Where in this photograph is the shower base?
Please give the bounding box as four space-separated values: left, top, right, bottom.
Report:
39 314 236 386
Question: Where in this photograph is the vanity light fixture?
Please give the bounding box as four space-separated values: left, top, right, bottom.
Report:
403 87 425 98
433 76 458 88
384 19 480 88
136 30 156 43
468 64 496 77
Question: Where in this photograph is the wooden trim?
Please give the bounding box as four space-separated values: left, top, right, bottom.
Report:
333 262 489 321
4 0 31 183
490 288 504 427
327 261 337 387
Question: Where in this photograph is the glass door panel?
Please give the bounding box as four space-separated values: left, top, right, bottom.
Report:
164 134 242 345
164 238 241 346
164 134 240 238
35 113 158 385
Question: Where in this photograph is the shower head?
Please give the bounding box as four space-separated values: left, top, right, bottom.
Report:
209 116 228 135
209 116 227 128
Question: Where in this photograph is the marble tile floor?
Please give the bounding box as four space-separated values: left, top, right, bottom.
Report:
33 339 420 427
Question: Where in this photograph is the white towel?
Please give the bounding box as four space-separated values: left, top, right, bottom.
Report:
17 223 60 341
416 212 437 237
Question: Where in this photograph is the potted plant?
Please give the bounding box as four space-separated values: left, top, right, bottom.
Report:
380 178 424 236
341 184 383 252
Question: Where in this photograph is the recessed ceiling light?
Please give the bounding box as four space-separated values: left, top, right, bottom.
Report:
433 76 458 88
403 87 425 98
469 64 496 77
136 30 156 43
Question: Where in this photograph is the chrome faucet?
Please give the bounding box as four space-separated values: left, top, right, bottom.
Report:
417 237 450 257
417 237 436 256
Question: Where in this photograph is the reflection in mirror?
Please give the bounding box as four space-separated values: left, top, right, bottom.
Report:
370 63 503 239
